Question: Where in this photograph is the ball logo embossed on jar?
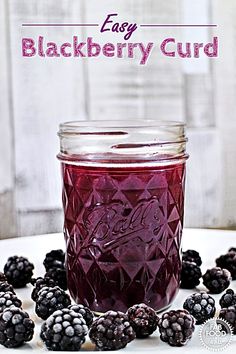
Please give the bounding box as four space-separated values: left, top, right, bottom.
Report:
82 198 161 251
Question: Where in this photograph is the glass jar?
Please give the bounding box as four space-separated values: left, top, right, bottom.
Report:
57 120 188 313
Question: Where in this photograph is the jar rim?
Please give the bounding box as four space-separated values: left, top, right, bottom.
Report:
58 119 185 135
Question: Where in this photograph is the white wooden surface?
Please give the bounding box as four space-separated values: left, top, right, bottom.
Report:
0 0 235 238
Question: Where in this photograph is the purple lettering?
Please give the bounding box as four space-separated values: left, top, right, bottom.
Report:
87 37 101 57
204 37 218 57
177 42 191 58
161 38 175 57
22 38 36 57
46 42 60 57
100 13 118 33
60 43 72 57
73 36 86 57
103 43 115 57
138 42 154 65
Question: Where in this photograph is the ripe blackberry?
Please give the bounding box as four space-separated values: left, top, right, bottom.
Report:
31 277 57 302
228 247 236 252
4 256 34 288
35 286 71 320
180 261 202 289
45 267 67 290
0 281 15 294
219 289 236 308
0 272 6 282
40 308 88 351
89 310 135 350
127 303 159 338
216 252 236 280
219 306 236 334
0 292 22 313
0 306 35 348
203 267 231 294
182 249 202 266
43 249 65 272
68 304 93 328
183 292 216 324
158 309 195 346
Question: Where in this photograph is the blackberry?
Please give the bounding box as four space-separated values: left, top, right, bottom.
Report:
182 249 202 266
45 267 67 290
35 286 71 320
228 247 236 252
43 249 65 272
68 304 93 327
31 277 57 302
40 308 88 351
4 256 34 288
0 281 15 294
219 306 236 334
0 306 34 348
0 273 6 282
219 289 236 308
183 292 216 324
127 303 159 338
0 292 22 313
180 261 202 289
89 310 136 350
203 267 231 294
158 309 195 346
216 252 236 280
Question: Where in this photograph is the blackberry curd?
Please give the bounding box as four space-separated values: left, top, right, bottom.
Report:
58 120 188 313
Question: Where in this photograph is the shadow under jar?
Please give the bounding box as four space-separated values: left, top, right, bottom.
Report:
57 120 188 313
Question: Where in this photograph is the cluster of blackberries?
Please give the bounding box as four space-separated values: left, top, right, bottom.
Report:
0 246 235 351
182 288 236 334
181 249 232 294
0 285 35 348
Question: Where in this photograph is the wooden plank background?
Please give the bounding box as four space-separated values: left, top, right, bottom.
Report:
0 0 235 238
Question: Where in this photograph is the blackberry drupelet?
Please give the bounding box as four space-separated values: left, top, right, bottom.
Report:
4 256 34 288
219 289 236 308
40 308 88 351
183 292 216 324
0 292 22 313
45 267 67 290
216 251 236 280
35 286 71 320
68 304 93 328
43 249 65 272
0 273 6 282
0 306 35 348
203 267 231 294
182 250 202 266
157 309 195 346
89 310 136 350
0 281 15 294
219 306 236 334
31 277 57 302
180 261 202 289
127 303 159 338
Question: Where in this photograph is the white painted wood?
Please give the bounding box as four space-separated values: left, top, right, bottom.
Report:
8 0 87 212
212 0 236 228
0 0 13 193
185 128 223 227
0 0 17 238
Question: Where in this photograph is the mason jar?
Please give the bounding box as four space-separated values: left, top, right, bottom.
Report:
57 120 188 313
